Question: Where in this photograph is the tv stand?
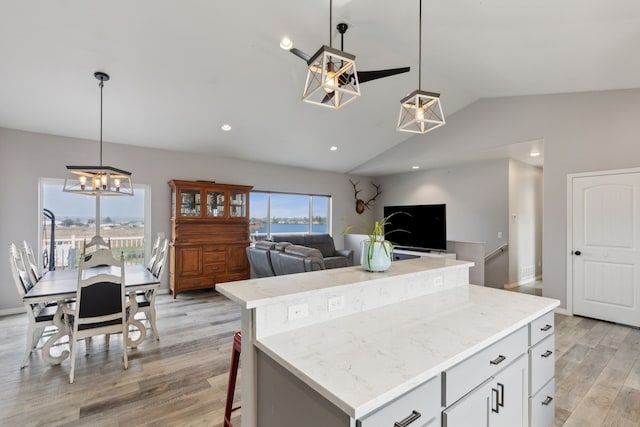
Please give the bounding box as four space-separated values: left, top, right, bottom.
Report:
393 248 456 261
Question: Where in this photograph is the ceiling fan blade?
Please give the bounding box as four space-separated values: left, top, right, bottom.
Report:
290 48 311 62
322 91 335 104
356 67 410 83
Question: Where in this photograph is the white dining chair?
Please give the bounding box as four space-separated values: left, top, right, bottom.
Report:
63 248 129 383
8 243 58 368
136 239 167 340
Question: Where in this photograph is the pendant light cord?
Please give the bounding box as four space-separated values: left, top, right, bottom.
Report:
418 0 422 90
99 78 104 167
329 0 333 48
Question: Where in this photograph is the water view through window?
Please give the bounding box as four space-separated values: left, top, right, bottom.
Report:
249 191 330 239
40 179 147 269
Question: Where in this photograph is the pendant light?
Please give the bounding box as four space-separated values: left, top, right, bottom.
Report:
63 72 133 196
301 0 360 109
397 0 445 134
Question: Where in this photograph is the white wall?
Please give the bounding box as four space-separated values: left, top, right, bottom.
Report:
508 160 543 286
0 127 372 312
388 88 640 308
376 159 510 287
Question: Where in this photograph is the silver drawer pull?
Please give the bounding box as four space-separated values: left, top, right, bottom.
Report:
541 350 553 358
542 396 553 406
540 324 552 331
490 355 506 365
394 410 421 427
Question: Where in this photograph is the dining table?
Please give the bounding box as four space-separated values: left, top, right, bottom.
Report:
23 264 160 365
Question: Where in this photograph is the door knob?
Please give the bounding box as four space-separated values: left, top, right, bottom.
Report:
574 250 581 256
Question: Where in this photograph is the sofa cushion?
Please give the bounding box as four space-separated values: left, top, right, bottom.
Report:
272 234 306 246
254 241 276 251
323 256 351 269
284 245 324 260
303 234 336 258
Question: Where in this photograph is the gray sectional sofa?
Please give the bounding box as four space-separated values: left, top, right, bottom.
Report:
246 234 353 278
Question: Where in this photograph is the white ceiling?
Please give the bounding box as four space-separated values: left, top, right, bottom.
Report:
1 0 639 175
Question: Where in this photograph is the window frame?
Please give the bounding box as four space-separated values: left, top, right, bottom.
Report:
249 190 332 239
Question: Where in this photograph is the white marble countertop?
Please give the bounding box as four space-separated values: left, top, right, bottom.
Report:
217 257 472 308
255 284 559 419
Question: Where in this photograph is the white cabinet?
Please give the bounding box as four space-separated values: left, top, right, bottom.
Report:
528 311 555 427
443 355 527 427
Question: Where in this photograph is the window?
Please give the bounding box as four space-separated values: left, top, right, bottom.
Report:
249 191 331 240
40 178 149 269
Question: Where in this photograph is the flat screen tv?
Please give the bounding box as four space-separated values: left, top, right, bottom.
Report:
383 204 446 251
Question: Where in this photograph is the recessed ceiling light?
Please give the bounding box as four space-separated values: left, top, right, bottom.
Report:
221 124 232 131
530 151 541 157
330 146 338 151
412 165 420 169
280 37 293 50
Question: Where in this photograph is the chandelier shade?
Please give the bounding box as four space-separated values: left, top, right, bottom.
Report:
64 166 133 196
302 45 360 109
397 0 445 134
63 71 134 196
397 89 445 134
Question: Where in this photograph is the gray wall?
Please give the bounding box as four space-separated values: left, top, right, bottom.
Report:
382 88 640 308
0 127 372 312
376 159 510 287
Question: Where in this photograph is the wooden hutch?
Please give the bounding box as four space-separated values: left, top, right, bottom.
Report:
168 180 253 298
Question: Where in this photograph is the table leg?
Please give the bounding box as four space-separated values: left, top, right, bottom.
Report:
41 302 70 365
127 293 147 348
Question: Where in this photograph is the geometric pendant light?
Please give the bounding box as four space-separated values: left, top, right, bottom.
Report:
397 0 445 133
63 72 134 196
301 0 360 109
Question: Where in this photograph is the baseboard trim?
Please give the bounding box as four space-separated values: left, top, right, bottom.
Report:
555 307 570 316
0 306 26 317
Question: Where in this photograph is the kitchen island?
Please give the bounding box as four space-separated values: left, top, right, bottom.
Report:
217 257 559 427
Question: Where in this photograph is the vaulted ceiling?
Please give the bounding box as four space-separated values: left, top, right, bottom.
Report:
1 0 639 175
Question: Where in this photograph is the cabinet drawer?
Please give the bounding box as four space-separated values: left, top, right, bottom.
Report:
204 263 225 274
530 311 554 346
530 335 555 395
443 326 527 407
203 251 226 263
357 375 440 427
529 378 554 427
177 276 214 290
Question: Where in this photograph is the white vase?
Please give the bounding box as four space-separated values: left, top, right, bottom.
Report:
361 240 393 272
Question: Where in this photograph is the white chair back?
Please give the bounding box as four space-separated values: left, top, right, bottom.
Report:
9 243 34 296
146 234 161 271
83 235 111 254
22 240 42 283
152 239 169 280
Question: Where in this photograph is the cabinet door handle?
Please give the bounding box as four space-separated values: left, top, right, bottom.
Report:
394 410 421 427
542 396 553 406
497 382 504 408
491 388 500 413
180 239 189 243
541 350 553 358
192 281 201 285
211 266 220 271
540 324 552 331
490 355 506 365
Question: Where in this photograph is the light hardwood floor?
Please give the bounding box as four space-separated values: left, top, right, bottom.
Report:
1 290 639 426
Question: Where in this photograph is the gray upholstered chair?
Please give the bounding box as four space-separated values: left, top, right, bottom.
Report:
269 234 353 268
246 241 276 278
270 244 326 275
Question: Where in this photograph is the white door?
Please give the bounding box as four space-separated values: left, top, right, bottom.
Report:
572 172 640 327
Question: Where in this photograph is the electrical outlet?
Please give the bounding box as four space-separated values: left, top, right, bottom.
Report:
288 303 309 320
433 276 443 287
328 296 345 312
497 231 502 239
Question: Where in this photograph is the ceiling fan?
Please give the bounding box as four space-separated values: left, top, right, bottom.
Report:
288 22 410 108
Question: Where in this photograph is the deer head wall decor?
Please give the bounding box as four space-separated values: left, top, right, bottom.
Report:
350 180 382 214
